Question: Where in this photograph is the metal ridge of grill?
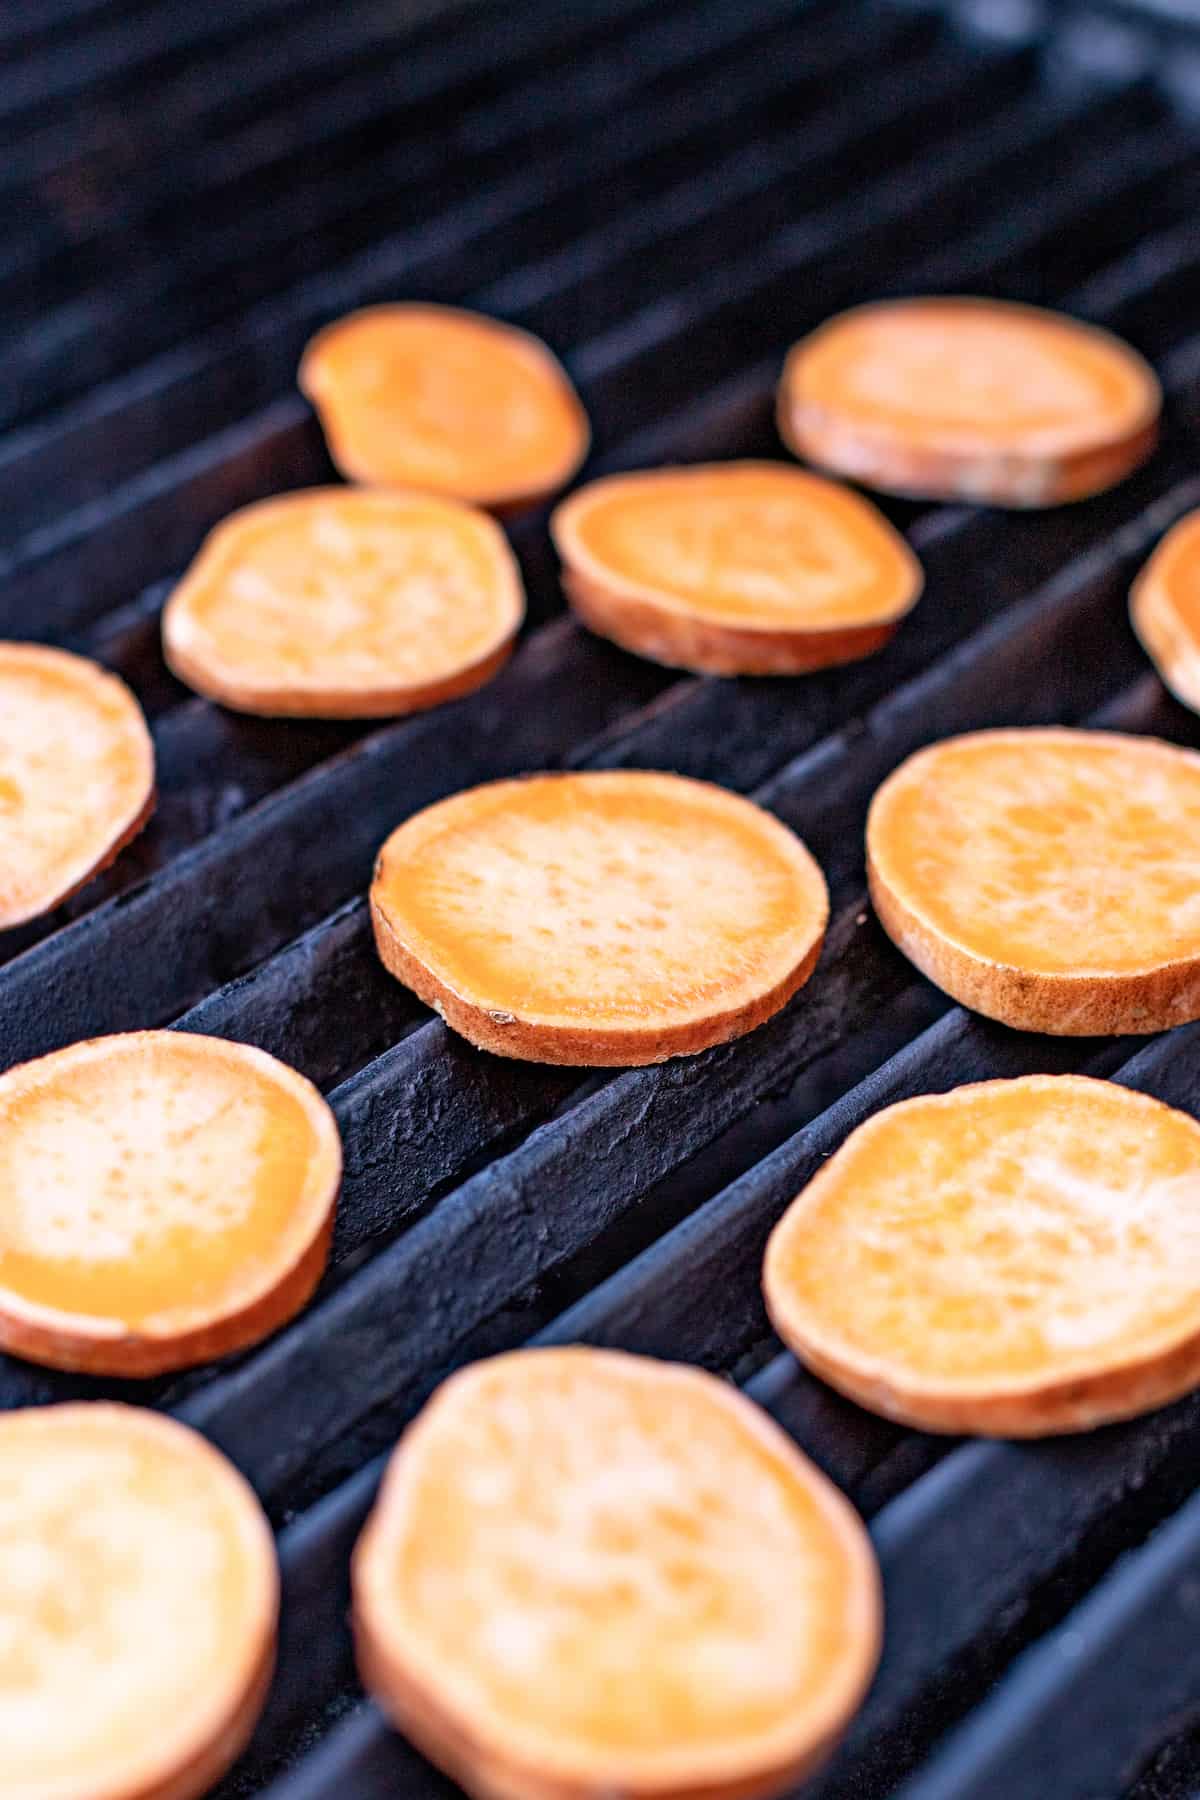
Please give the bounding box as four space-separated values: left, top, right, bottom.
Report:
9 2 1200 1796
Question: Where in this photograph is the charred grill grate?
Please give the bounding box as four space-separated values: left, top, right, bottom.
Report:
7 0 1200 1794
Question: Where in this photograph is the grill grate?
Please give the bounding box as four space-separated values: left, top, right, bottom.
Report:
8 1 1200 1795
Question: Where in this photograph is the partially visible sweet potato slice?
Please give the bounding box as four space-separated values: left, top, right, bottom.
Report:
0 642 154 929
370 770 829 1065
1131 508 1200 714
765 1074 1200 1435
867 727 1200 1034
299 303 589 512
779 297 1159 506
163 487 524 718
1 1402 277 1800
353 1346 881 1800
0 1030 341 1375
551 462 922 675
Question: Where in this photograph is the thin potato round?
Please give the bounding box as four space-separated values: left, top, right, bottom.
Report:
779 297 1159 506
0 643 154 929
765 1074 1200 1435
551 462 922 675
1 1402 277 1800
163 487 524 719
353 1347 881 1800
1131 508 1200 714
370 770 829 1065
299 304 589 512
867 727 1200 1035
0 1031 341 1375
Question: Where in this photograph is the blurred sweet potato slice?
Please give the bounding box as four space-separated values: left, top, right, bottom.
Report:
867 727 1200 1034
765 1074 1200 1435
1 1401 277 1800
552 461 922 675
0 642 153 929
370 769 829 1065
354 1346 881 1800
779 297 1159 506
0 1030 341 1375
1131 508 1200 714
163 486 524 719
300 303 589 512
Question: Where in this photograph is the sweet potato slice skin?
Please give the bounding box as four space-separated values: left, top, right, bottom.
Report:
353 1346 881 1800
551 462 922 675
765 1074 1200 1435
370 770 829 1066
1131 509 1200 715
299 303 589 512
867 727 1200 1035
0 643 154 929
162 487 524 719
779 297 1160 507
1 1402 277 1800
0 1031 341 1375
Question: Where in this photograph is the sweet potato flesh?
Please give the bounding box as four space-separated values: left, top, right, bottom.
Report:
870 729 1200 976
0 1404 273 1797
791 299 1156 456
556 463 919 625
300 304 587 506
767 1076 1200 1388
372 771 827 1031
0 644 152 928
0 1033 332 1331
356 1350 878 1784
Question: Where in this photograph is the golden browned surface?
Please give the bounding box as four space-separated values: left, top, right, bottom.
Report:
780 298 1159 505
354 1347 880 1800
0 1031 341 1374
299 304 588 510
552 462 921 675
0 643 154 929
163 487 524 718
0 1403 277 1800
765 1075 1200 1434
867 727 1200 1034
370 771 829 1065
1131 508 1200 715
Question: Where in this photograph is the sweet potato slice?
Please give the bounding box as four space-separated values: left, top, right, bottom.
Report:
779 297 1159 506
370 770 829 1065
551 462 922 675
353 1346 881 1800
162 487 524 719
0 642 153 929
867 727 1200 1035
1130 508 1200 715
765 1074 1200 1435
299 303 589 512
1 1402 277 1800
0 1031 341 1375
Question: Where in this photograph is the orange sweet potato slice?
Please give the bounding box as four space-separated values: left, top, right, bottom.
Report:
551 461 922 675
1 1402 277 1800
370 770 829 1065
0 643 154 929
353 1346 881 1800
1130 508 1200 714
0 1031 341 1375
163 487 524 719
779 297 1159 506
299 303 589 512
765 1074 1200 1435
867 727 1200 1035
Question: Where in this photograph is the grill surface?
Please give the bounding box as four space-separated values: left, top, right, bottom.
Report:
8 0 1200 1794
